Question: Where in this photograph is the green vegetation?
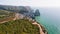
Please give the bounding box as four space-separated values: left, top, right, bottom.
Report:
0 9 40 34
0 10 15 20
0 19 40 34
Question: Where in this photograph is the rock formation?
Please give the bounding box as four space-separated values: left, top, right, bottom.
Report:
34 9 40 16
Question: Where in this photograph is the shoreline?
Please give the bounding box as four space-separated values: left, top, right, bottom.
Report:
31 19 48 34
0 13 48 34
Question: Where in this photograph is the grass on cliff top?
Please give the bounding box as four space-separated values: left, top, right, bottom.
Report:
0 10 15 20
0 19 40 34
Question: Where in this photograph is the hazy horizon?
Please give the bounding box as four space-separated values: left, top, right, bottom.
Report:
0 0 60 7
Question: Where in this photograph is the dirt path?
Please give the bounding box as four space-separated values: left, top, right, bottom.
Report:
0 13 20 23
32 22 45 34
0 17 15 23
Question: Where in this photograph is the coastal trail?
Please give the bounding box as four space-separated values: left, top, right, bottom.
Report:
32 22 45 34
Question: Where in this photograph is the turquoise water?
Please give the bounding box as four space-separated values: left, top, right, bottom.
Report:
35 8 60 34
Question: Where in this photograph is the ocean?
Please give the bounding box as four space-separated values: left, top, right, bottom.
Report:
35 8 60 34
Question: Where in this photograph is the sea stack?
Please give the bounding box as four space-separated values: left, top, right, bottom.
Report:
34 9 40 16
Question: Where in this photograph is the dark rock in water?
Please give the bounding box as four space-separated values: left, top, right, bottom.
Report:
34 9 40 16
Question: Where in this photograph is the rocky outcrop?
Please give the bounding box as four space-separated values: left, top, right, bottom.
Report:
0 5 40 19
34 9 40 16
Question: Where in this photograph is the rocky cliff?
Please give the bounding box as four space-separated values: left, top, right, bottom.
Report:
0 5 40 19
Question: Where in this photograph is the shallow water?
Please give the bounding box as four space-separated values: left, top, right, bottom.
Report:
35 8 60 34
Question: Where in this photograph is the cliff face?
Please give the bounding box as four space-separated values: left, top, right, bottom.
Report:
0 5 40 19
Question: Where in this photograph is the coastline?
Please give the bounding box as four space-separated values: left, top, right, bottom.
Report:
0 13 48 34
30 19 48 34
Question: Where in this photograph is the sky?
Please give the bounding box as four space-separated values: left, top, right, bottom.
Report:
0 0 60 7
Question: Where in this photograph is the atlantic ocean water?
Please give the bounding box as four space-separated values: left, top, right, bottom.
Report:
35 8 60 34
